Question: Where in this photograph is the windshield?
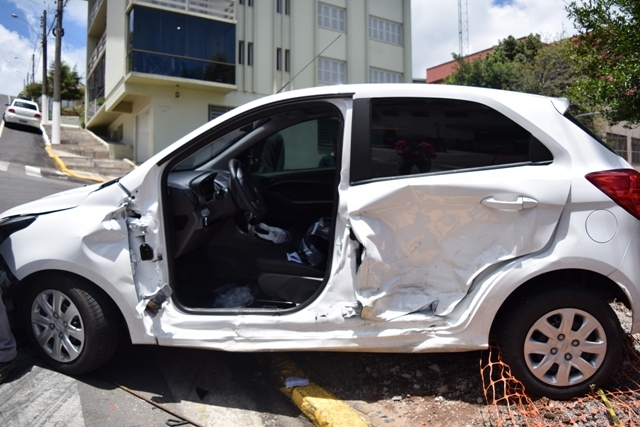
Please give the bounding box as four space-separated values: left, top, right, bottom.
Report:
172 125 253 171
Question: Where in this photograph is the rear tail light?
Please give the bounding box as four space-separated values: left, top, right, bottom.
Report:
586 169 640 220
35 113 41 119
8 108 15 113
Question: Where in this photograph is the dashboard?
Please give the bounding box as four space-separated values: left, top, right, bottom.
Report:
167 169 239 258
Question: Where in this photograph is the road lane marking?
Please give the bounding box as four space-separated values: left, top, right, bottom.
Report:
25 165 42 178
0 161 8 172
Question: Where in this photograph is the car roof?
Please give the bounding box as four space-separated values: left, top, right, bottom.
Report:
254 83 565 104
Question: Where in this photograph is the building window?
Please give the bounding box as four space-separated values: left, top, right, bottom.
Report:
369 16 403 45
606 132 628 159
285 0 290 15
318 57 346 84
318 3 345 32
285 49 290 72
208 105 232 121
239 0 243 4
276 48 282 71
370 68 403 83
247 0 252 6
238 41 244 64
87 56 105 121
632 137 640 164
247 42 254 66
128 6 236 84
276 0 282 13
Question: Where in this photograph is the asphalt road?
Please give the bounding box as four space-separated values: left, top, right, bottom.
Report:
0 99 312 427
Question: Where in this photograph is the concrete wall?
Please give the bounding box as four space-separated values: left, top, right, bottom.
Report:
104 1 127 101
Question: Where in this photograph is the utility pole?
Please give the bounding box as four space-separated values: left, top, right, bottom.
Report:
52 0 63 145
41 10 48 125
458 0 469 58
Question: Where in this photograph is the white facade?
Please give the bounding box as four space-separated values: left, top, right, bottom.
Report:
85 0 412 162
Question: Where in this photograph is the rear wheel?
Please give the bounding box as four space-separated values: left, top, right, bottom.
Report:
499 283 623 399
23 273 119 375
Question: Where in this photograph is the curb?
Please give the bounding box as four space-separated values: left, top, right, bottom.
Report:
271 354 370 427
44 145 106 183
41 124 107 183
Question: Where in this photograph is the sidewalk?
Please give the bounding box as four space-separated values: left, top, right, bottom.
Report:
41 123 136 183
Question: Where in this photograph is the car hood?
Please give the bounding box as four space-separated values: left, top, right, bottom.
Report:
0 183 102 218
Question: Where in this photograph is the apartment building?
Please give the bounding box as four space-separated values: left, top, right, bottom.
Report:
85 0 412 162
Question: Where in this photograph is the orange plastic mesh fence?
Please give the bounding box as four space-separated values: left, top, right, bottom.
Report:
481 335 640 427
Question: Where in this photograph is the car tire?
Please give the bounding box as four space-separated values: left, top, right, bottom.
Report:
499 283 623 400
23 273 119 375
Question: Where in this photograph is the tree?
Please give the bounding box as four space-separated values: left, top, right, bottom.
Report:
511 39 577 98
444 34 545 90
18 82 43 101
47 61 84 101
566 0 640 124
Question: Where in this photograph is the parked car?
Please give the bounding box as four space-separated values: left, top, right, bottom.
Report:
0 84 638 399
3 98 42 130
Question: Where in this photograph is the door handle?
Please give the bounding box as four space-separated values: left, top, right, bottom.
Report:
481 196 538 211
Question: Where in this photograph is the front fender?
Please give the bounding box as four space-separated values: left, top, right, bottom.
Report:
0 197 155 345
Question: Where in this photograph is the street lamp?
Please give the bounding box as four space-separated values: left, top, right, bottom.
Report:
11 13 38 84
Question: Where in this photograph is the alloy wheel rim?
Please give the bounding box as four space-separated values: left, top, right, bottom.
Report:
524 308 607 387
30 290 85 363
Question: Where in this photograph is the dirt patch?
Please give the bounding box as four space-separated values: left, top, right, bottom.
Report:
290 302 640 426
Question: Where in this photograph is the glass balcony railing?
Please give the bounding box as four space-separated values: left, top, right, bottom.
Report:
88 33 106 75
128 50 235 85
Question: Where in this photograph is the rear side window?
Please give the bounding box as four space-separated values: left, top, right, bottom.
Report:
369 98 552 179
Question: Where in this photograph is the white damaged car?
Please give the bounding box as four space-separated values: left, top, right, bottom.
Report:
1 84 639 399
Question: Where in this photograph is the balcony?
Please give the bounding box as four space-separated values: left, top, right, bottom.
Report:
87 32 106 76
127 0 236 22
128 50 235 85
88 0 107 37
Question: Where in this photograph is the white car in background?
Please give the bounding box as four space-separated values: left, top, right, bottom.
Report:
0 84 639 400
3 98 42 130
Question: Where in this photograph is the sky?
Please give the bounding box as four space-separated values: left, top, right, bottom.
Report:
0 0 87 97
0 0 576 97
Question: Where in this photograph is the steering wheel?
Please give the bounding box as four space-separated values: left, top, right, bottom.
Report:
228 159 267 219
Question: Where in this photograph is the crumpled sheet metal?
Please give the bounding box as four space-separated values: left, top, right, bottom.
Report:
349 183 547 320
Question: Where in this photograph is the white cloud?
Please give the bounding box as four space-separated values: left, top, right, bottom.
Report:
0 25 34 96
65 0 89 27
62 43 87 81
1 0 87 97
411 0 574 78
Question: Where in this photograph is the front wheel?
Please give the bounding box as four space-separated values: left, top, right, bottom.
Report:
499 283 623 400
23 273 119 375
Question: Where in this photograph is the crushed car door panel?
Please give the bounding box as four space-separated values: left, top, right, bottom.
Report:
347 97 570 320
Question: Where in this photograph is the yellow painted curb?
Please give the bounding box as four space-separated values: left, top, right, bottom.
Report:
272 355 370 427
286 383 369 427
45 145 106 183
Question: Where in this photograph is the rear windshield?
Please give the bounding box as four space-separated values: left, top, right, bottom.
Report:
564 112 617 156
14 101 38 111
